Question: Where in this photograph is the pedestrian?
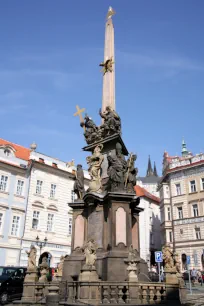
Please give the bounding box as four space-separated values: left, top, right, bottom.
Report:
197 270 203 286
191 268 197 286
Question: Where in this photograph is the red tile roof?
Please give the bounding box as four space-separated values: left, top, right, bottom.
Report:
134 185 160 204
0 138 30 161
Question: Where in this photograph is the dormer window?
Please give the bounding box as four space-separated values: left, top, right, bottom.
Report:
4 149 10 157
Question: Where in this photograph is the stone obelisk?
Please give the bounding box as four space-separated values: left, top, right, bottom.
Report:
101 7 116 113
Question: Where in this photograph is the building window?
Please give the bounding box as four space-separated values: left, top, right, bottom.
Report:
50 184 56 199
4 149 10 157
195 227 201 239
36 180 43 195
0 175 8 192
169 231 173 242
192 204 199 217
167 207 171 221
180 229 183 235
190 180 196 193
177 207 183 219
16 180 24 196
201 178 204 190
71 190 75 203
47 213 54 232
0 213 3 230
11 216 20 236
175 183 181 196
32 211 40 229
68 217 72 235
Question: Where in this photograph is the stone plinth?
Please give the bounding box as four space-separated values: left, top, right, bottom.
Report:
63 191 146 283
21 271 38 301
165 268 179 284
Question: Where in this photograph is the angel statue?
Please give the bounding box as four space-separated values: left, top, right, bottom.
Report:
26 245 37 272
86 144 104 193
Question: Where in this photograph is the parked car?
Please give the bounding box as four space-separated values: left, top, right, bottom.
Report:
0 266 27 304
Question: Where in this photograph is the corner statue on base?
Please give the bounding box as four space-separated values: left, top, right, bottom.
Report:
125 154 138 193
82 239 97 268
26 245 37 272
39 256 49 283
86 144 104 193
107 143 127 191
162 244 174 269
73 164 85 200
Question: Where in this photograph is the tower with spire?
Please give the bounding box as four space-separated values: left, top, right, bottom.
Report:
181 139 189 157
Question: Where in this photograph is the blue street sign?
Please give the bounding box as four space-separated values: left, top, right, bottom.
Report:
187 256 191 265
155 251 163 263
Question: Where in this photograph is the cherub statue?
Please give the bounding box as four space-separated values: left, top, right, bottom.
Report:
39 256 49 282
26 245 37 272
162 244 174 269
99 106 121 137
73 164 85 200
86 144 104 193
82 239 97 267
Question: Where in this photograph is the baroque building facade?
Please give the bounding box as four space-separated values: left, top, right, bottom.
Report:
0 139 30 266
0 138 89 267
158 140 204 270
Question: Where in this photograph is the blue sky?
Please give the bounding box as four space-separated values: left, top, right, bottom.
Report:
0 0 204 176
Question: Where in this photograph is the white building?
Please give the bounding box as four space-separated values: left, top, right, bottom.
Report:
0 139 30 266
20 150 89 268
158 140 204 271
135 185 161 268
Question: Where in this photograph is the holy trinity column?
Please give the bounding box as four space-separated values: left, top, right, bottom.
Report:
100 6 116 113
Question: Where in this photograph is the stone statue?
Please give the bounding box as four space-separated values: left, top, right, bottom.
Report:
81 114 99 144
174 253 181 274
162 244 174 269
82 239 97 267
128 244 140 262
66 159 74 167
57 255 65 277
107 143 127 191
73 164 85 200
39 256 49 282
86 144 104 193
99 58 114 75
125 154 138 193
26 245 37 272
99 106 121 136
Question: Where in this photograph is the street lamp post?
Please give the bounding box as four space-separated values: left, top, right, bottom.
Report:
35 236 48 256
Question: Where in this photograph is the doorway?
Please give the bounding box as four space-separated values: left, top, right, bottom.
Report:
181 253 187 270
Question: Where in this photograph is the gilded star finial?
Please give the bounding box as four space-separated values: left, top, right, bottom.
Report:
106 6 116 20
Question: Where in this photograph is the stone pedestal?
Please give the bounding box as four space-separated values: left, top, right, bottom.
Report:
79 265 99 281
63 192 145 283
21 270 38 302
165 268 179 284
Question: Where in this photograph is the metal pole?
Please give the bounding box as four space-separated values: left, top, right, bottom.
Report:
188 264 192 295
158 262 161 282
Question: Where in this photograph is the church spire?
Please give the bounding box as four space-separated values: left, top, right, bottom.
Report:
146 155 154 177
181 138 189 157
101 7 116 114
153 161 158 177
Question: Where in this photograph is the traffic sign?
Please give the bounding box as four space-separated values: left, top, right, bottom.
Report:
187 255 191 265
155 251 163 263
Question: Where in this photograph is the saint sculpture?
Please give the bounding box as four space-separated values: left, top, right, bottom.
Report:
26 245 37 272
82 239 97 268
39 256 49 283
162 244 174 269
86 144 104 193
99 106 121 136
73 164 85 200
125 154 138 193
